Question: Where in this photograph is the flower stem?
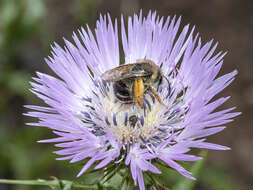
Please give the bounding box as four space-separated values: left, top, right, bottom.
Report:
0 179 97 189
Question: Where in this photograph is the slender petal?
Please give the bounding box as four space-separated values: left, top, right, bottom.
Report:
25 11 240 190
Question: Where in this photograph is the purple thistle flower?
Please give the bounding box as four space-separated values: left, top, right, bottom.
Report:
25 11 240 190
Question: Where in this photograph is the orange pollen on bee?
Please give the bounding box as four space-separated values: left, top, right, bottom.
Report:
134 78 144 108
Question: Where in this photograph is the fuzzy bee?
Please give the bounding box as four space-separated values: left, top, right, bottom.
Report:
101 59 166 108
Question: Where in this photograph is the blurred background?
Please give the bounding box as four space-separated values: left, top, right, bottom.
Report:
0 0 252 190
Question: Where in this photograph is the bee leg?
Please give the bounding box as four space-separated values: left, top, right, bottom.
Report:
134 78 144 108
148 86 167 108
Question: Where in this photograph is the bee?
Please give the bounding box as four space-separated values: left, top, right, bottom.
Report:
101 59 166 108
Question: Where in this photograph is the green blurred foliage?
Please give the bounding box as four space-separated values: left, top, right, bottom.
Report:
0 0 45 112
74 0 101 26
200 166 238 190
0 0 240 190
0 0 45 63
0 0 100 189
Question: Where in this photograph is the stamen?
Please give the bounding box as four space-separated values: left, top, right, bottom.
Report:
144 97 151 111
165 83 172 99
139 136 149 145
113 113 117 126
99 75 187 146
105 116 110 125
93 79 99 87
129 115 138 128
143 102 146 117
82 97 92 102
124 112 128 126
140 115 144 126
147 91 155 103
81 111 91 119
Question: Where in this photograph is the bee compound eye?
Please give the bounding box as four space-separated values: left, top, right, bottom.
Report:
113 81 132 102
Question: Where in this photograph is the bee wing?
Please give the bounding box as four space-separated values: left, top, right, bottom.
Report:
101 64 135 82
101 62 155 82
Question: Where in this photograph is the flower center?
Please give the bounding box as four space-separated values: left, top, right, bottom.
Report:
83 70 189 146
100 83 168 144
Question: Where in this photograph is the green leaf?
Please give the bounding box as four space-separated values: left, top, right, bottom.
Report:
172 151 208 190
104 172 122 189
121 177 134 190
97 182 105 190
62 181 72 190
77 170 103 185
0 179 96 189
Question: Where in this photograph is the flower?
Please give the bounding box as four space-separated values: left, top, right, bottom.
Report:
25 11 240 190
